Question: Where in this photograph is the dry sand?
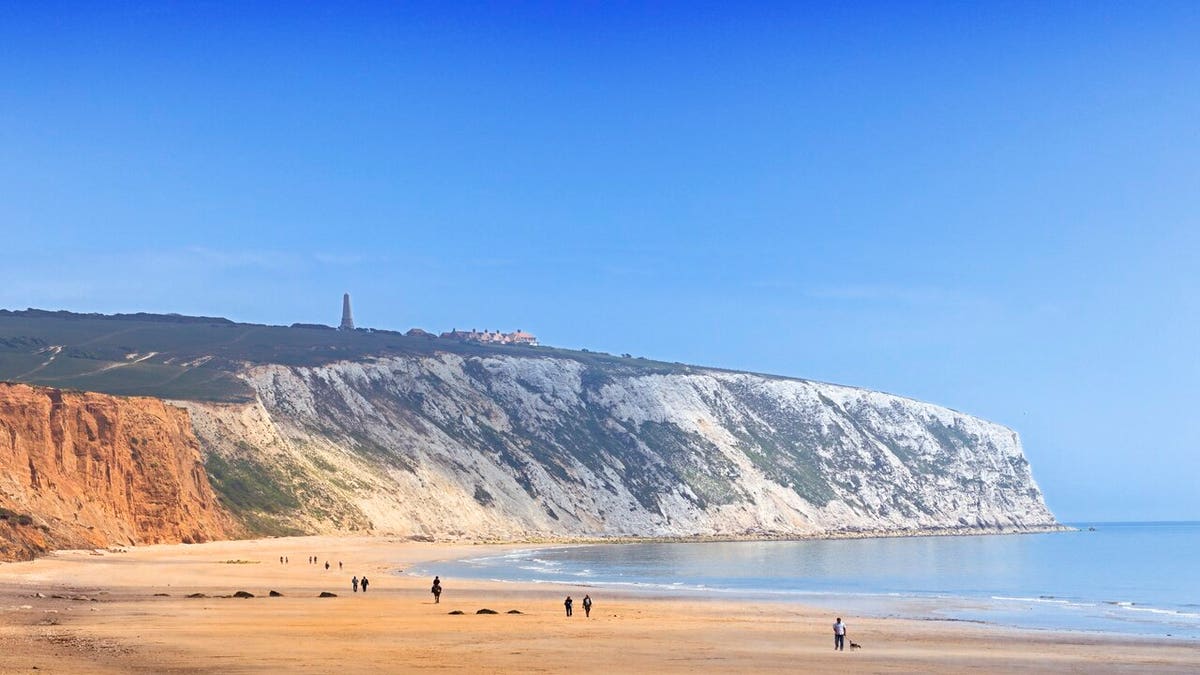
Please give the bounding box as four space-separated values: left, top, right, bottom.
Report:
1 535 1196 673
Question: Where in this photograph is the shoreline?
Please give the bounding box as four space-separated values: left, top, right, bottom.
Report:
2 534 1196 673
407 538 1200 643
465 522 1074 546
0 521 1075 566
406 573 1200 644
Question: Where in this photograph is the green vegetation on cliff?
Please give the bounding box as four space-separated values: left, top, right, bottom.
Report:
0 309 697 402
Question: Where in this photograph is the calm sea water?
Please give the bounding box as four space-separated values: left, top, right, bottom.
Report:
415 522 1200 639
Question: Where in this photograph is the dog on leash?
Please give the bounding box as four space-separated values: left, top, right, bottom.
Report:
849 642 862 650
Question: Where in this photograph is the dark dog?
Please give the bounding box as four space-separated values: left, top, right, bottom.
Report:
849 642 862 650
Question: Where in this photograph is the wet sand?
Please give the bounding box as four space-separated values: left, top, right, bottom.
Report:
1 535 1196 673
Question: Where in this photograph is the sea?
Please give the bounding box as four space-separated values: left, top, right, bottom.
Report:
412 522 1200 640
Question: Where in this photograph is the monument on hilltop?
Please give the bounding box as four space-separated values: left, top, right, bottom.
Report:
339 293 355 331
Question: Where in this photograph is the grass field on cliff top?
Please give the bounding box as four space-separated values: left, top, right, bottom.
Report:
0 310 697 402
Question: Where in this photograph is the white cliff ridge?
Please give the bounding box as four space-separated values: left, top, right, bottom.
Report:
180 354 1058 539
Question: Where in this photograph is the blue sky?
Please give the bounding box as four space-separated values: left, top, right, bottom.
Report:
2 2 1197 521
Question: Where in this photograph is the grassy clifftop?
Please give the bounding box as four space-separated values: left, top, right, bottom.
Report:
0 309 696 402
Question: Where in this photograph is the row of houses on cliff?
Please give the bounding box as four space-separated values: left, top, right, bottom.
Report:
439 328 538 346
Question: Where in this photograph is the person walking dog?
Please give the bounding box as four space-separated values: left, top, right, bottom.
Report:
833 617 847 651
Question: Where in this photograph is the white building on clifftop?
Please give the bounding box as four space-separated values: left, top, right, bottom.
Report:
439 328 537 346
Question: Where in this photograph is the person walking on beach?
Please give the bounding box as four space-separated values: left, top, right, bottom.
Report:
833 617 847 651
431 576 442 603
352 576 359 593
325 561 330 571
339 561 343 570
564 596 573 617
582 594 592 618
360 576 369 593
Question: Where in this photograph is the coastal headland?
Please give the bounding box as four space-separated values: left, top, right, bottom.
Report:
0 310 1061 556
1 535 1195 674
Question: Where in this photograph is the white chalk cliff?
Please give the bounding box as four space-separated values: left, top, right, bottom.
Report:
180 353 1057 539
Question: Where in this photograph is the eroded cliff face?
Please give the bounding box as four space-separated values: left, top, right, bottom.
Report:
0 383 235 560
181 354 1058 540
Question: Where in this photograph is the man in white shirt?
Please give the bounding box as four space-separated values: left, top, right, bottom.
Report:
833 617 846 651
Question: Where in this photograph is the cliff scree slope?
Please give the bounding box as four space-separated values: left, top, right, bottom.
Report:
0 383 235 560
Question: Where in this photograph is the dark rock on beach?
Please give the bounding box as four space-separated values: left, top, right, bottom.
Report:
476 608 497 614
233 591 254 598
319 592 337 598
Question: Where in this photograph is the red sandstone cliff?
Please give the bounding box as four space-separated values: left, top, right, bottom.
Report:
0 383 236 561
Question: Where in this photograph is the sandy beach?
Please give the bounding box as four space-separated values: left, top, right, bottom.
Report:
1 535 1196 674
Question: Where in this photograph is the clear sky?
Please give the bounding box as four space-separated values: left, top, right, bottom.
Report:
2 2 1197 521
